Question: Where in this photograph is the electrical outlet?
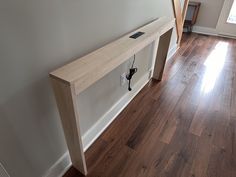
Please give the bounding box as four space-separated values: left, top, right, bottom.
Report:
120 73 127 86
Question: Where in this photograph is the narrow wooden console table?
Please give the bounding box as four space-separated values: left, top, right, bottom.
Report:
50 17 175 175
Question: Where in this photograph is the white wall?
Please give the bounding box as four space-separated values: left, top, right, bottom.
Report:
0 0 177 177
193 0 225 28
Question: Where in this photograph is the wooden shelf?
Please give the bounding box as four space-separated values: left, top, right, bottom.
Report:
49 16 175 175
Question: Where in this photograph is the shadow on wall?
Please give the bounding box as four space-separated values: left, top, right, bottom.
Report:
0 77 67 177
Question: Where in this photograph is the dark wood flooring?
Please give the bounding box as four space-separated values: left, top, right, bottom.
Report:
63 33 236 177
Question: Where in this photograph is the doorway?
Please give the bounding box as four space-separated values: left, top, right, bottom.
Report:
217 0 236 37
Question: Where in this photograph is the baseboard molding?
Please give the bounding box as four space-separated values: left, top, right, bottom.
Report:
167 43 179 60
43 152 71 177
192 26 218 36
191 26 236 40
218 33 236 39
44 73 150 177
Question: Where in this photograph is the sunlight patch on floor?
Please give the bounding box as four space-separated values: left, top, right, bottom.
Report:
201 42 229 94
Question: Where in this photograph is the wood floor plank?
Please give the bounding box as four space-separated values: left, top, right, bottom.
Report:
118 138 166 177
231 71 236 119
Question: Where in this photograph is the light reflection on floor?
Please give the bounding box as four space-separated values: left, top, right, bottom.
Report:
201 42 229 94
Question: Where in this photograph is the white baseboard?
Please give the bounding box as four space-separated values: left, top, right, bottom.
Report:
218 33 236 39
191 25 236 39
43 152 71 177
44 73 150 177
167 43 179 60
192 26 218 36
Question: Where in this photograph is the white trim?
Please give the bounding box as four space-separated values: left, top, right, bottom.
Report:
192 26 218 36
218 33 236 39
43 152 71 177
216 0 236 37
192 25 236 39
0 163 10 177
167 43 179 60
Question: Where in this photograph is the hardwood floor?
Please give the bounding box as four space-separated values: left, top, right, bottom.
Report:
63 33 236 177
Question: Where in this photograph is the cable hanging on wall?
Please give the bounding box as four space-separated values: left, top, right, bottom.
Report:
126 54 138 91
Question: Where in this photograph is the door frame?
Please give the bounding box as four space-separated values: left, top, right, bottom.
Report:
172 0 190 45
216 0 236 37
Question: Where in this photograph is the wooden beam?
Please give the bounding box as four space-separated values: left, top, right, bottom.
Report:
182 0 190 20
153 29 173 80
172 0 183 44
50 17 175 94
50 78 87 175
172 0 190 45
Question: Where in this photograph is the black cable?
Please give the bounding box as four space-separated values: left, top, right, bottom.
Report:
131 54 136 68
126 54 138 91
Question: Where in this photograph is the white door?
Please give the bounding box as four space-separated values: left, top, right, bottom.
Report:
216 0 236 37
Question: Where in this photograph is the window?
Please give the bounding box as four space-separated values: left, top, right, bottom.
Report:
227 0 236 24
